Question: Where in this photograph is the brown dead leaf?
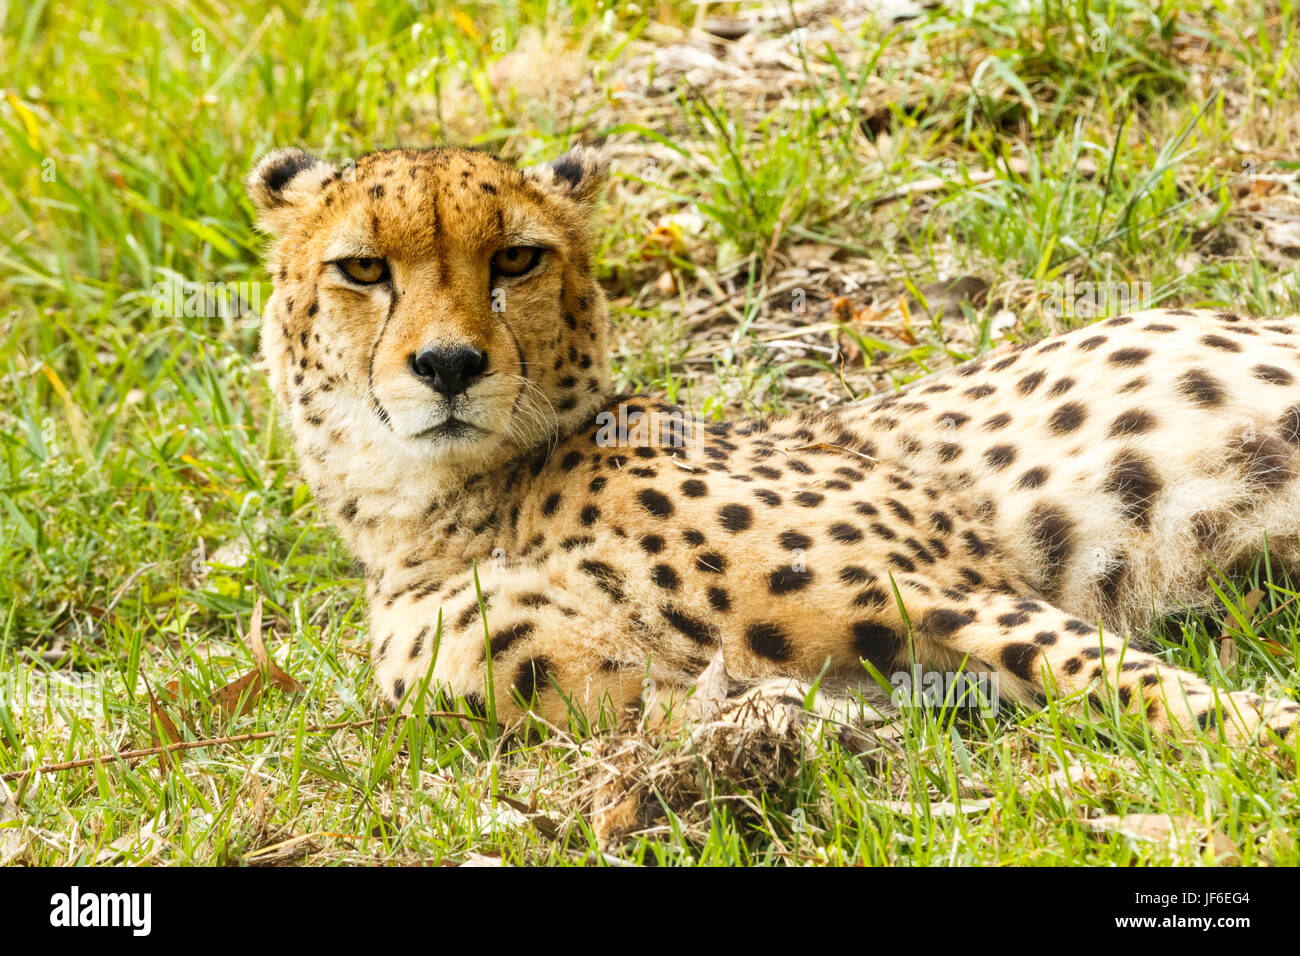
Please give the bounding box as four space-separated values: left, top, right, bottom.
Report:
210 597 305 716
211 668 263 717
145 679 183 777
1085 813 1240 863
687 645 730 722
246 597 305 695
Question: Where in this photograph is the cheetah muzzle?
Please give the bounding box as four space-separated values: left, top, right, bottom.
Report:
248 144 1300 748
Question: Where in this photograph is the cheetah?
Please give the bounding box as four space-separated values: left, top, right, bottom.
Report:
246 144 1300 746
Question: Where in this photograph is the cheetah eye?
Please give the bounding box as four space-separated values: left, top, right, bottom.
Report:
491 246 545 279
335 257 390 285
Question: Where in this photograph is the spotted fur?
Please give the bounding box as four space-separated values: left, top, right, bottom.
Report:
248 146 1299 745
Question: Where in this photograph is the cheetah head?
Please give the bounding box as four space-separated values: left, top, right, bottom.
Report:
246 146 612 481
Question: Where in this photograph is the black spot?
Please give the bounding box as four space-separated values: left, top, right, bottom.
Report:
1235 434 1294 489
262 150 317 194
1254 364 1295 386
769 566 812 594
683 529 705 547
1097 554 1127 605
1048 402 1087 434
1017 466 1049 489
1103 451 1162 529
1107 347 1150 367
930 511 953 534
637 488 674 518
707 587 731 612
341 497 359 521
983 413 1012 431
754 488 782 507
1017 370 1046 394
696 552 726 573
746 622 793 661
718 503 753 532
828 522 863 543
922 608 975 636
1064 619 1093 636
1201 334 1241 352
409 625 430 660
579 559 625 601
490 621 535 656
779 530 812 550
662 606 714 644
853 587 889 608
681 479 708 498
551 154 584 188
794 492 824 508
651 564 680 590
997 611 1030 627
1028 504 1075 589
1046 377 1075 397
1032 631 1057 646
580 504 600 526
639 534 665 554
1108 409 1156 437
513 657 553 703
1001 643 1039 682
984 444 1016 470
1177 369 1225 407
961 531 991 557
1077 335 1107 351
851 622 901 668
839 566 872 585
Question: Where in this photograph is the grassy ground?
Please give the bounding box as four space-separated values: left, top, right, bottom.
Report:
1 0 1299 865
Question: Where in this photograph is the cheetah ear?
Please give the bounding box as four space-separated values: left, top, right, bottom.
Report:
245 147 338 235
524 145 609 206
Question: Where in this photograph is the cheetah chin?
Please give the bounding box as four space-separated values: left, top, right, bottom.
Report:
248 143 1299 748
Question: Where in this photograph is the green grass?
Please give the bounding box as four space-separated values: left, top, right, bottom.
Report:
0 0 1298 865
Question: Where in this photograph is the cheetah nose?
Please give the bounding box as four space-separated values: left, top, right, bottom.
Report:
409 346 489 396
